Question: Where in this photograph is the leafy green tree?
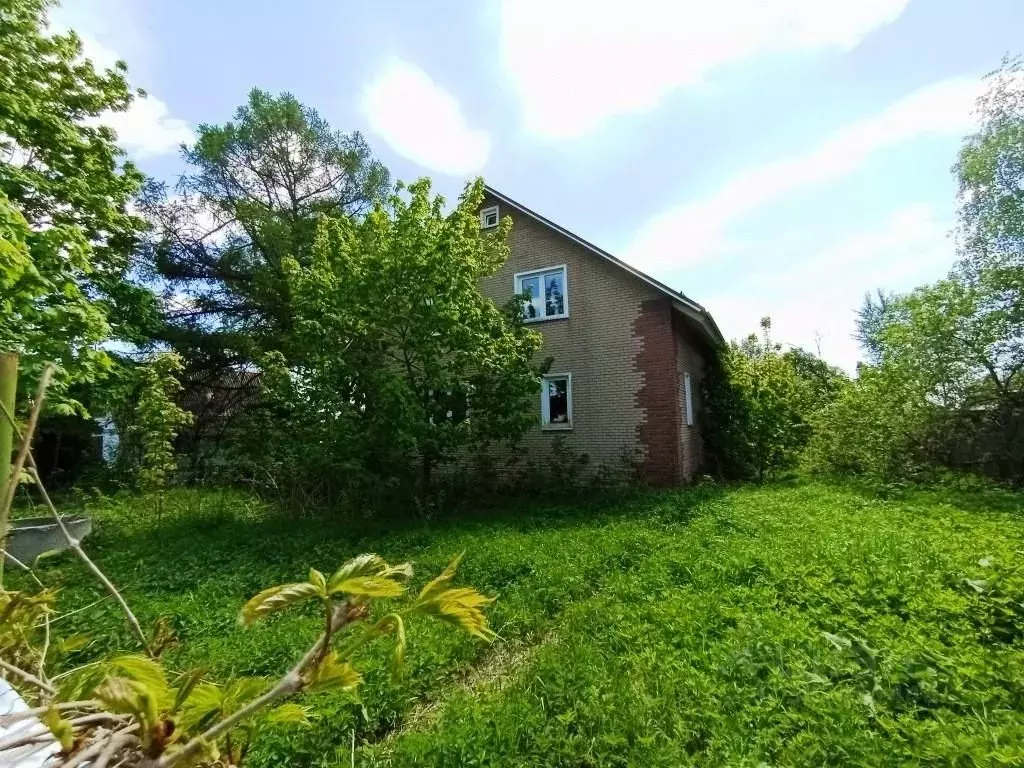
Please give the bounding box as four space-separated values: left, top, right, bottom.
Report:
855 274 1024 484
265 178 542 504
957 56 1024 275
0 0 155 408
141 90 390 379
952 54 1024 397
108 352 193 491
782 346 849 413
873 277 1022 405
837 57 1024 486
856 289 899 366
804 362 933 483
857 57 1024 408
703 318 810 481
843 273 1022 484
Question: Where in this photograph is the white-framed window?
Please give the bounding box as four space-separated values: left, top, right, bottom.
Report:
480 205 499 229
514 265 568 322
541 373 572 429
684 372 694 427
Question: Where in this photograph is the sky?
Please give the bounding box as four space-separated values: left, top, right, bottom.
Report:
52 0 1022 371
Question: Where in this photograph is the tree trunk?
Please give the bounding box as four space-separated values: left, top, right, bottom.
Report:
0 352 18 587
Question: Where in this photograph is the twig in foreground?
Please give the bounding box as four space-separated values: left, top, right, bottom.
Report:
64 725 139 768
0 546 44 588
0 659 55 696
157 601 353 768
0 397 149 652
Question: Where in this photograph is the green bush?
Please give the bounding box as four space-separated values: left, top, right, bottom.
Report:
702 320 825 481
206 180 543 512
804 363 934 484
106 352 193 491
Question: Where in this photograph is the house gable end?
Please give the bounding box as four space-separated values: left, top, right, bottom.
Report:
481 186 724 347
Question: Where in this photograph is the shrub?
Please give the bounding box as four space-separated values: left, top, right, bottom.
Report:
804 363 934 483
214 180 543 512
702 319 814 481
107 352 193 491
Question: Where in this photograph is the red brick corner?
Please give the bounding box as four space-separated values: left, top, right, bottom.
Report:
632 298 680 485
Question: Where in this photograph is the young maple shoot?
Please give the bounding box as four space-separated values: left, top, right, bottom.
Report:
158 552 495 766
1 550 494 768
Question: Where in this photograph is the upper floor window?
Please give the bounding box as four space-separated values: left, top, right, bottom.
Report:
515 265 568 322
480 205 499 229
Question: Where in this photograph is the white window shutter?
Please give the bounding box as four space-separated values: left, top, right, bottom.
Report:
684 372 694 427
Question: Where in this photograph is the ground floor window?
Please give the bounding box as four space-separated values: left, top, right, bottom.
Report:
541 373 572 429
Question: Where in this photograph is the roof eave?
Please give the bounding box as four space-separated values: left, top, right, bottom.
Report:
484 185 724 347
672 300 725 348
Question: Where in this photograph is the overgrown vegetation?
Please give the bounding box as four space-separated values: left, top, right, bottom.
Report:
4 0 545 506
1 368 494 767
706 58 1024 487
225 179 543 506
13 482 1024 766
5 0 1024 764
702 318 846 482
135 79 543 509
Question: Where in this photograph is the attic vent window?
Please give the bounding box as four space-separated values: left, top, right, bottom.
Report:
480 205 499 229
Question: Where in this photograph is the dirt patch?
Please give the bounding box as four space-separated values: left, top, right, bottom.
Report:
378 629 553 748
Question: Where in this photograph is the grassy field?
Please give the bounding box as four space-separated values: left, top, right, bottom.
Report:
16 481 1024 766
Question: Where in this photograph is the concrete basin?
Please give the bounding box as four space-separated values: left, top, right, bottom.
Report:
4 516 91 564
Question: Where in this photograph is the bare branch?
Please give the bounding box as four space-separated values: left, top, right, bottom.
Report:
65 725 139 768
93 727 140 768
0 546 44 588
0 398 149 652
67 712 131 729
38 601 51 694
0 724 54 754
0 700 101 725
0 658 55 695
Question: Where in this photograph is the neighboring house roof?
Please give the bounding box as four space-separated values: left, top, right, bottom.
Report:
485 185 725 346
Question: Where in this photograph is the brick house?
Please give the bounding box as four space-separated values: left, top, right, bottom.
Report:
477 186 724 485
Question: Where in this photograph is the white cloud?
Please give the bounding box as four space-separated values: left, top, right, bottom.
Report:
49 10 193 157
501 0 910 139
75 33 123 72
625 77 982 272
362 59 491 175
705 204 953 371
49 0 150 77
93 90 195 157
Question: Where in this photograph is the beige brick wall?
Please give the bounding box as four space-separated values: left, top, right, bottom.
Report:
478 198 661 470
478 194 714 483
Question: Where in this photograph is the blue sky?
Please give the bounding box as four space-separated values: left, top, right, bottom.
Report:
54 0 1021 370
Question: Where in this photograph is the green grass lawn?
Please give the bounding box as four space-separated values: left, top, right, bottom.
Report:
17 481 1024 766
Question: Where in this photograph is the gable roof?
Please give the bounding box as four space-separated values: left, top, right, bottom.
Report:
484 186 724 346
